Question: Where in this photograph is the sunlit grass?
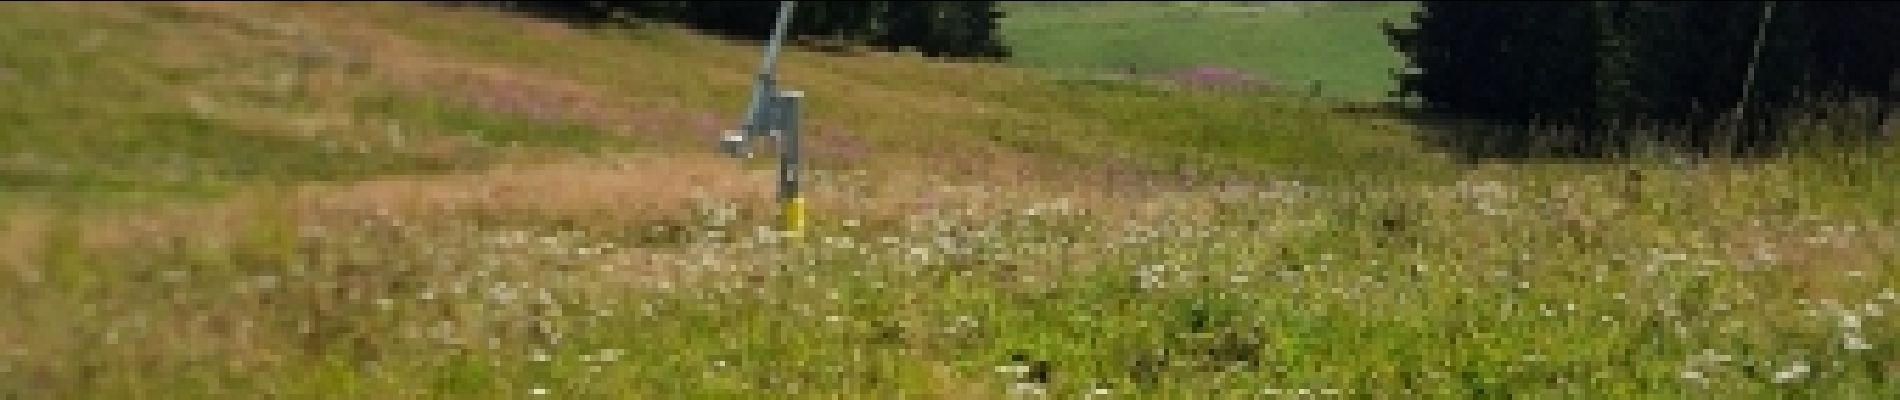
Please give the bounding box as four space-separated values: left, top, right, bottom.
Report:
999 1 1417 100
0 1 636 210
2 1 1896 399
9 152 1896 397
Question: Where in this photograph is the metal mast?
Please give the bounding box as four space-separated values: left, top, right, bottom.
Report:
719 1 807 235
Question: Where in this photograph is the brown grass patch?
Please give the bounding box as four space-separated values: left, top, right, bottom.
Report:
293 153 776 224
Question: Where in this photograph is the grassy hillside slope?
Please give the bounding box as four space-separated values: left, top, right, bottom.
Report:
2 2 1898 399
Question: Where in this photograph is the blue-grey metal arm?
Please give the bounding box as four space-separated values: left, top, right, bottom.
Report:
740 1 796 137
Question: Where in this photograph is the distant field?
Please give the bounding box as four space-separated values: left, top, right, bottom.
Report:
1000 1 1417 100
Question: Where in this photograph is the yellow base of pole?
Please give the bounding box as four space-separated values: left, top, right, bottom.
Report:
782 197 806 236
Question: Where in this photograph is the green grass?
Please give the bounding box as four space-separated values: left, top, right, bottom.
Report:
352 1 1445 185
13 156 1899 398
3 2 1899 399
1000 1 1418 100
0 1 637 210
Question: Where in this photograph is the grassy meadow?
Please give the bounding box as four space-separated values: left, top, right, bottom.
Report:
999 1 1418 100
2 1 1899 398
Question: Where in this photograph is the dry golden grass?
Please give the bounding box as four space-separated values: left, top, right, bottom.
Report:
294 153 773 222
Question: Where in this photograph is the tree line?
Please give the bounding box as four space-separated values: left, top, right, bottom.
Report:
461 1 1010 59
1386 1 1899 156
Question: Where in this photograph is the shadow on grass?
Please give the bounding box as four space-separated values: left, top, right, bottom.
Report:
1385 102 1898 165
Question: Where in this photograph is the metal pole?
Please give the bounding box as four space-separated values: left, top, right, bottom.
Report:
1735 0 1774 124
740 1 797 141
715 1 807 235
775 90 805 234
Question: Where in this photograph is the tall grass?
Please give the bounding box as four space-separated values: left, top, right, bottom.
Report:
2 2 1897 398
